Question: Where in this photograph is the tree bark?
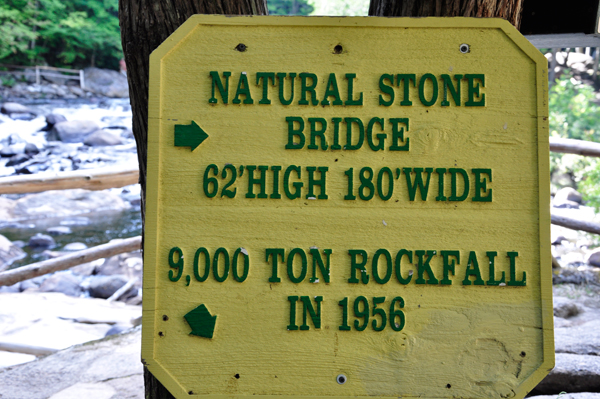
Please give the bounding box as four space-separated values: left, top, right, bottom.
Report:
118 1 268 398
369 0 525 30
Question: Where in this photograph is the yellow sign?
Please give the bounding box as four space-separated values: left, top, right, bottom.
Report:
143 16 553 399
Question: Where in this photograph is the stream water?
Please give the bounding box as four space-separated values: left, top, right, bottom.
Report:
0 205 142 269
0 98 142 269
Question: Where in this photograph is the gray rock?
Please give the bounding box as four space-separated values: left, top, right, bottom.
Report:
24 142 40 155
68 86 85 97
533 353 600 395
28 233 56 249
83 68 129 98
0 233 26 272
1 102 32 114
553 265 600 285
0 283 20 293
88 275 130 299
47 226 72 235
96 254 127 276
6 154 30 166
555 319 600 355
83 130 123 146
0 146 19 157
71 262 97 276
0 327 143 399
555 187 583 205
585 248 600 267
48 382 117 399
38 272 82 297
554 200 581 209
530 394 600 399
19 279 40 291
10 112 36 121
554 297 583 318
4 189 130 221
50 120 101 143
46 113 67 126
63 242 87 251
104 324 130 337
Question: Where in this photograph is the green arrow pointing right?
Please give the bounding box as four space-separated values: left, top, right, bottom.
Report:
184 304 217 339
174 121 209 151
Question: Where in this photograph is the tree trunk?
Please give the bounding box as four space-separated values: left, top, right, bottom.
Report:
369 0 525 30
118 1 268 398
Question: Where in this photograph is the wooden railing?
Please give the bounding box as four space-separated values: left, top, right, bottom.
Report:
0 64 85 89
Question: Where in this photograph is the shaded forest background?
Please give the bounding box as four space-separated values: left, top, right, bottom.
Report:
0 0 362 70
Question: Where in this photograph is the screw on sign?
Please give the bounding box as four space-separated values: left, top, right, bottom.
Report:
143 15 553 399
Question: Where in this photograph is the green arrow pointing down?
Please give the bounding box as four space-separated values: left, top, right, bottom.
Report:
184 304 217 339
174 121 208 151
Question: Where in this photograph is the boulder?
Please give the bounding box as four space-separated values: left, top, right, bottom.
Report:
0 234 26 271
88 275 132 299
50 120 101 143
585 247 600 267
554 296 583 319
24 142 40 155
83 67 129 98
40 113 68 131
0 306 142 398
47 226 72 236
10 113 36 121
71 261 97 277
19 279 40 291
555 187 583 205
555 318 600 355
0 283 21 293
28 233 56 249
104 324 131 337
83 130 123 146
530 394 600 399
46 113 67 126
6 154 30 167
38 272 82 297
0 196 16 221
0 146 20 157
1 102 33 114
63 242 87 251
533 353 600 395
48 382 117 399
95 252 142 281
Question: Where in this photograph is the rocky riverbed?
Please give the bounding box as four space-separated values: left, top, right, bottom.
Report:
1 77 600 398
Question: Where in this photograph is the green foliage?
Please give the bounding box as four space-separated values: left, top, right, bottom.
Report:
549 72 600 210
578 160 600 211
0 75 17 87
269 0 314 15
0 0 122 69
549 72 600 142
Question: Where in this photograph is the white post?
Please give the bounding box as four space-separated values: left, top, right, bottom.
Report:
35 66 40 85
79 70 85 89
594 48 599 78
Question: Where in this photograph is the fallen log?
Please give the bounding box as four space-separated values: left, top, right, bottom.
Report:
551 214 600 235
0 236 141 287
549 137 600 158
0 341 57 356
0 166 139 195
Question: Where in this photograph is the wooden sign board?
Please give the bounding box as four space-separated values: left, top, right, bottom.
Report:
143 16 553 399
